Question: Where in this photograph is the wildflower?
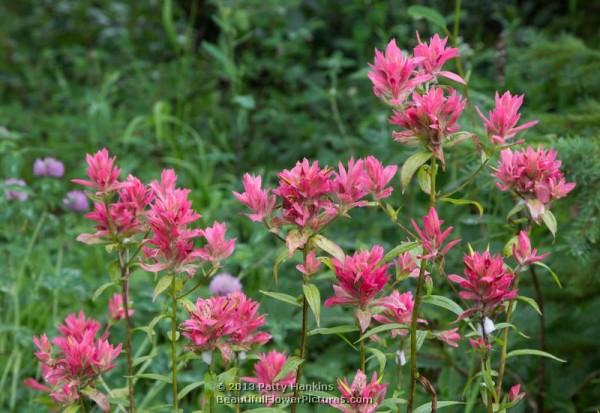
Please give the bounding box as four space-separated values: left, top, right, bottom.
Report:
394 252 420 278
209 273 243 296
233 173 276 222
448 251 517 317
390 87 465 166
364 156 397 200
368 39 429 105
72 148 121 194
181 292 270 363
274 159 336 231
198 221 236 263
63 190 89 212
242 351 296 406
373 291 423 337
324 246 390 331
508 384 526 402
296 250 321 276
494 147 575 221
413 33 465 84
513 231 548 267
33 157 65 178
26 312 121 411
437 328 461 347
469 337 492 351
4 178 28 201
411 208 460 260
108 294 134 322
332 158 370 208
142 169 204 276
330 370 387 413
476 91 538 145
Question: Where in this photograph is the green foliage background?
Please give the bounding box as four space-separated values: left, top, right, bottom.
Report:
0 0 599 412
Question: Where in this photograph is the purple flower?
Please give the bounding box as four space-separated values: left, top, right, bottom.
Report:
63 190 89 213
209 273 243 296
33 157 65 178
4 178 28 201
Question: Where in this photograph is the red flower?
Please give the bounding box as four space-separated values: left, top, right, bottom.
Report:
233 173 276 222
330 370 387 413
242 351 296 406
413 33 464 85
72 148 122 194
411 208 460 260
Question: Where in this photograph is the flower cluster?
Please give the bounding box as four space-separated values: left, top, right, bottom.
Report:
476 91 538 145
494 147 576 220
412 207 460 260
373 291 419 337
181 291 271 362
324 246 390 331
208 272 243 296
26 312 121 411
513 231 548 267
33 157 65 178
369 33 466 164
242 351 296 406
449 251 517 318
330 370 387 413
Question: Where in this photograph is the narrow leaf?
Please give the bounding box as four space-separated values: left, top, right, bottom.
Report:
383 241 420 263
533 261 562 288
366 347 387 376
517 295 542 316
153 275 172 302
506 349 566 363
417 165 431 194
308 325 358 336
134 373 172 383
357 323 408 342
92 282 116 302
542 210 557 237
302 284 321 327
178 381 204 400
273 356 303 382
422 295 464 316
259 290 301 307
272 248 288 285
440 197 483 217
401 152 432 193
313 235 345 261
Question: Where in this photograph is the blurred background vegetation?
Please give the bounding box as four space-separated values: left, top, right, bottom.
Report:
0 0 599 412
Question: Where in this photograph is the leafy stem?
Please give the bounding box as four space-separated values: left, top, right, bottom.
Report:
170 275 179 413
118 249 136 412
291 245 310 413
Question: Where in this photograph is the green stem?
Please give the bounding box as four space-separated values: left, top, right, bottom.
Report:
119 251 136 413
234 356 241 413
359 334 366 371
209 356 216 413
170 277 179 413
496 276 520 396
406 259 428 413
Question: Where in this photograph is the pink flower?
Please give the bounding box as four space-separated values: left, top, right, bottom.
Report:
508 384 526 402
108 294 134 322
330 370 387 413
72 148 121 194
242 351 296 406
448 251 517 317
364 156 397 200
4 178 28 201
33 157 65 178
142 169 204 276
412 208 460 260
494 147 575 221
324 246 390 331
373 291 422 337
28 312 120 411
209 273 243 296
390 87 465 165
273 159 336 231
513 231 548 267
368 39 429 105
332 158 370 208
394 252 421 278
233 173 276 222
469 337 492 351
437 328 461 347
296 250 321 276
198 221 235 263
476 91 538 145
181 292 270 363
413 33 465 84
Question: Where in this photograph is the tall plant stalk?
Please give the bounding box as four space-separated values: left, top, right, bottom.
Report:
118 250 136 412
170 276 179 413
291 247 310 413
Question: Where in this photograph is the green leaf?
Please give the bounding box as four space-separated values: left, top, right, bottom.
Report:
178 381 204 400
542 209 557 237
366 347 387 376
493 322 530 339
153 275 172 302
357 323 408 342
134 373 172 383
502 235 518 257
401 152 432 193
440 197 483 216
259 290 301 307
162 0 180 51
383 241 420 263
272 248 288 285
417 164 431 194
92 282 116 302
414 401 464 413
273 356 303 382
422 295 464 316
313 235 345 261
517 295 542 316
63 405 80 413
507 349 566 363
533 261 562 288
506 201 526 220
302 284 321 327
407 5 448 31
308 325 359 336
